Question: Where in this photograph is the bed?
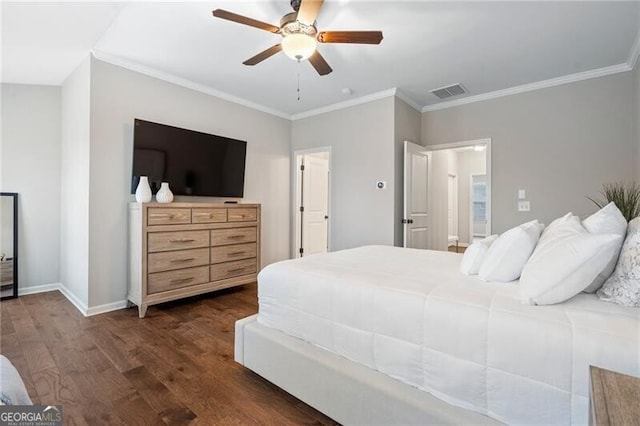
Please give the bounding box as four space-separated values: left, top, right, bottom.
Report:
235 245 640 425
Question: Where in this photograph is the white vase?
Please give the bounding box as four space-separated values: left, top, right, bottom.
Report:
156 182 174 203
135 176 152 203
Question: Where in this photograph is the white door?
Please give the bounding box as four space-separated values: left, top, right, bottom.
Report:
300 154 329 256
403 141 429 249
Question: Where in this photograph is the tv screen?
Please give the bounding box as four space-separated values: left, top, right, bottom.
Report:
131 119 247 198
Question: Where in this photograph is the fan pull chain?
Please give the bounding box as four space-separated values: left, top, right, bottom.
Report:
297 59 301 102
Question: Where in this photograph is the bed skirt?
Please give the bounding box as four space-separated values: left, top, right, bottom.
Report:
235 315 501 425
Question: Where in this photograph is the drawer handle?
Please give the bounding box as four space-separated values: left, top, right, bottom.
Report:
227 268 246 273
169 238 195 243
227 235 245 240
228 251 246 256
170 258 196 263
170 277 194 284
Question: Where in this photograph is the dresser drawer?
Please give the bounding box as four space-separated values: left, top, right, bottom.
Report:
148 230 209 253
210 243 257 264
148 248 210 274
210 258 256 281
210 227 257 246
148 266 210 294
147 208 191 226
192 208 227 224
228 208 258 222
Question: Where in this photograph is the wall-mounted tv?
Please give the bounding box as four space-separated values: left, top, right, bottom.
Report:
131 119 247 198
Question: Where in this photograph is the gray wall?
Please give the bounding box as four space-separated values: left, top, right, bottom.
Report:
292 97 395 251
394 97 422 247
60 57 91 308
1 84 61 290
422 72 635 232
88 57 291 308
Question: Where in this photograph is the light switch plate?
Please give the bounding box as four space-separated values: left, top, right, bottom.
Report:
518 201 531 212
518 189 526 199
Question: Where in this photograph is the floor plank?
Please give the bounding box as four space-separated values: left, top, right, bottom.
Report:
0 285 339 425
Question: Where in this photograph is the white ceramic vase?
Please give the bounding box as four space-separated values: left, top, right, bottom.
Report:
135 176 152 203
156 182 174 203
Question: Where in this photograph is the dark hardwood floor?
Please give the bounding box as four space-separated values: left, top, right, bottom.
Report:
0 285 340 425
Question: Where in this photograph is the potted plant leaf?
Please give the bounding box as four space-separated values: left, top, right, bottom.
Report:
588 182 640 221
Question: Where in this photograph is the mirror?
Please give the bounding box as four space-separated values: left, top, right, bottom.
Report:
1 193 18 300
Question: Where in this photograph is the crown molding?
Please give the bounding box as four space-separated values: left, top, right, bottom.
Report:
394 89 422 112
422 63 631 113
627 26 640 69
291 88 398 120
91 50 292 120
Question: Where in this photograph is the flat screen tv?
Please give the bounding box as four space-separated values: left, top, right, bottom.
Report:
131 119 247 198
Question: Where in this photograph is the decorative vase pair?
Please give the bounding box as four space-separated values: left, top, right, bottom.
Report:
135 176 173 203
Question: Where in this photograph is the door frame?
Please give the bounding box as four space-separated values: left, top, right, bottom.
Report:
292 147 332 258
425 138 492 238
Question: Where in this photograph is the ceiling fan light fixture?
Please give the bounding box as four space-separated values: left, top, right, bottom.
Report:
282 33 317 61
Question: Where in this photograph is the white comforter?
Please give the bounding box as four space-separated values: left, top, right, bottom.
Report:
257 246 640 425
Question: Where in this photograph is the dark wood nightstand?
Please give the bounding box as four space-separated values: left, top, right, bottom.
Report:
590 366 640 425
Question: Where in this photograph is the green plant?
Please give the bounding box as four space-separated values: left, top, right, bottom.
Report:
587 182 640 221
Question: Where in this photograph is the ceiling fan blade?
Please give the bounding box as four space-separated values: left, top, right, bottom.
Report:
243 44 283 66
317 31 383 44
212 9 280 33
297 0 324 26
308 50 332 76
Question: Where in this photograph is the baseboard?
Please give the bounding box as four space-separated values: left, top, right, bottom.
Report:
57 285 89 316
85 300 129 316
18 283 61 296
17 283 129 317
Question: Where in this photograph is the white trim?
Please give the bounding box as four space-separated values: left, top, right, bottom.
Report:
16 283 127 317
91 50 292 120
291 89 397 120
86 300 130 316
57 285 89 316
422 63 631 112
627 28 640 70
18 283 61 296
395 89 422 112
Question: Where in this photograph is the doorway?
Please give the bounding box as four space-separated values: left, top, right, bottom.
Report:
403 139 491 252
293 148 331 258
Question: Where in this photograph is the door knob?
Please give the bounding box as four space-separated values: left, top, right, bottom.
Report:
324 215 329 219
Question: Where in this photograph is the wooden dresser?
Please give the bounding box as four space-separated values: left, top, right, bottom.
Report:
128 202 260 318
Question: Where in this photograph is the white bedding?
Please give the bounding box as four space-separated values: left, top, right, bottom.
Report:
257 246 640 425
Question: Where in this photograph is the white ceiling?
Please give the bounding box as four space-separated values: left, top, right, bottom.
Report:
3 1 639 118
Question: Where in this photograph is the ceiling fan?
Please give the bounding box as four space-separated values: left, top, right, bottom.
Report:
212 0 383 76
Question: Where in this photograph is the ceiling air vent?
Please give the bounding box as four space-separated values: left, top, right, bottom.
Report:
430 83 467 99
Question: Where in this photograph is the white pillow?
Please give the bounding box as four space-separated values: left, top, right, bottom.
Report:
581 202 627 292
478 220 545 282
538 212 586 245
460 235 498 275
597 217 640 307
520 216 620 305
